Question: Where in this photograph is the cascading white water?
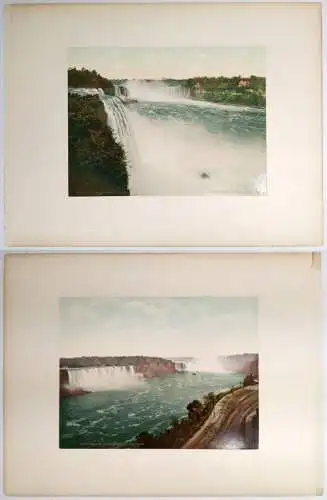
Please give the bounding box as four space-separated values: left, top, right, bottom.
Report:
174 362 187 371
184 357 231 374
101 96 133 147
68 87 140 190
69 85 267 196
67 365 144 392
125 80 191 103
121 81 267 196
69 87 99 96
99 94 141 185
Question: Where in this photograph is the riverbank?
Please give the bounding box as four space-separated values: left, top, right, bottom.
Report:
183 384 258 449
68 93 130 196
134 355 259 449
60 354 259 448
132 382 258 449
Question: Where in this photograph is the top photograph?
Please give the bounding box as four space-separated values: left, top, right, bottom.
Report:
3 3 322 248
68 47 266 197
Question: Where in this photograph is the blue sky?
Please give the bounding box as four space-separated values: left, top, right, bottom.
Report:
60 297 258 358
68 47 265 79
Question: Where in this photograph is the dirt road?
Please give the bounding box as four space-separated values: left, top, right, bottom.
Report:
182 385 258 449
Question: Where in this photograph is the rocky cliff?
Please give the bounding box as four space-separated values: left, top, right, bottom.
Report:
60 355 178 389
60 385 91 399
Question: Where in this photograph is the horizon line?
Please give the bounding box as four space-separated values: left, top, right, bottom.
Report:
59 352 257 359
68 66 266 80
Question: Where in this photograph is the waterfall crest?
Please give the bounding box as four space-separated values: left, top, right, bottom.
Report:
67 366 144 392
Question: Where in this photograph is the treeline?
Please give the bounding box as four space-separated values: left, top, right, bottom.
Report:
68 67 115 94
68 94 130 196
133 386 241 449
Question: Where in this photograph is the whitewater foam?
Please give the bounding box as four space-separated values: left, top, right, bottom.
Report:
69 85 266 196
125 80 191 104
126 108 265 196
67 365 144 392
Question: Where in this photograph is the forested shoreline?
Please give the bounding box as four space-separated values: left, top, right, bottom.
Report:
68 67 266 107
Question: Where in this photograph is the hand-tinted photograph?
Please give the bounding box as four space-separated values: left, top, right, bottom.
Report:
59 297 259 449
68 47 266 197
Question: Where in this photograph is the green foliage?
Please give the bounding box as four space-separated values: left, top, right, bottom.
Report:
164 75 266 107
187 399 204 420
203 391 216 411
68 94 130 196
68 67 115 95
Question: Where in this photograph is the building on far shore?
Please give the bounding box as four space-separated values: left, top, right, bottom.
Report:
238 78 251 88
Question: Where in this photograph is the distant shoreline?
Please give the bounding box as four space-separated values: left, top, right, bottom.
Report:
68 68 266 108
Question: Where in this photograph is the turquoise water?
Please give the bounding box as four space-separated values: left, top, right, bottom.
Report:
60 371 244 448
119 98 267 196
135 101 266 140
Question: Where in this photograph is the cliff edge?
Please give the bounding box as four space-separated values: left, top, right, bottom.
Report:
182 384 259 449
59 356 179 399
68 93 130 196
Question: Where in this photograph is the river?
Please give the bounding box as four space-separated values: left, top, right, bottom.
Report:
101 82 267 196
60 371 244 448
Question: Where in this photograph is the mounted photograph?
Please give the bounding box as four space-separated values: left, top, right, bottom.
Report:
68 47 266 197
59 296 259 450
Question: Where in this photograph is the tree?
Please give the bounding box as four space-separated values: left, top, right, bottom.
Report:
203 392 216 411
68 67 115 94
186 400 203 420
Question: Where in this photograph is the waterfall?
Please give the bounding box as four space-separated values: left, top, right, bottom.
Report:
68 86 140 190
125 80 191 103
113 84 122 98
67 365 144 392
68 87 99 96
184 357 230 374
68 85 266 196
99 94 140 178
101 96 133 146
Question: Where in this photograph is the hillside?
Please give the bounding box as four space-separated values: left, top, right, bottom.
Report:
68 93 130 196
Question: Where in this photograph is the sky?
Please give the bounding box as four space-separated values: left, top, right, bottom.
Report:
60 297 258 358
68 47 265 79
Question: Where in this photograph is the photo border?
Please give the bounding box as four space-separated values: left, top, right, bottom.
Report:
4 253 323 496
2 1 324 248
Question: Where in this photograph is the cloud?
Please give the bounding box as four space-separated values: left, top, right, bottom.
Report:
60 297 258 357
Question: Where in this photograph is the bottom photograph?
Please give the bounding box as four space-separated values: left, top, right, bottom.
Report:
59 296 259 450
